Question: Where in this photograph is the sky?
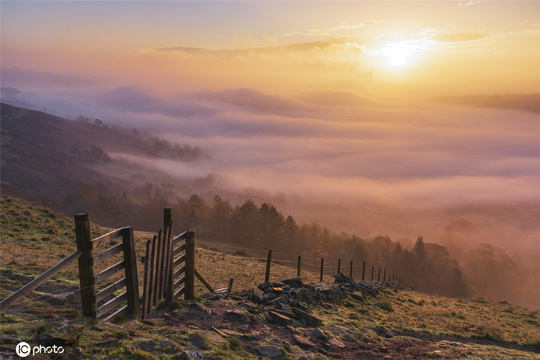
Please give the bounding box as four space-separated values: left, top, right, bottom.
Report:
1 1 539 254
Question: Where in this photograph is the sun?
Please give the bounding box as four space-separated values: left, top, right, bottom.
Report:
377 42 414 68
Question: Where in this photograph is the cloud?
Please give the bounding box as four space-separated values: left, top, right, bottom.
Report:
298 90 381 108
0 67 97 90
431 33 487 42
430 93 540 113
93 86 218 118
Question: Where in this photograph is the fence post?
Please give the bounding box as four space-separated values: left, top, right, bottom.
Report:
265 250 272 282
362 261 366 281
122 226 139 318
184 231 196 300
383 269 387 282
152 230 162 306
378 268 381 282
164 208 173 303
350 261 353 279
141 239 152 320
75 213 96 318
337 258 341 274
297 256 301 277
320 258 324 282
371 265 374 282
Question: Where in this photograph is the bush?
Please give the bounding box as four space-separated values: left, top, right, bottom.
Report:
376 301 394 312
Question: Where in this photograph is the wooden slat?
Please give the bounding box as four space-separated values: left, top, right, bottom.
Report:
173 234 187 247
153 230 163 305
95 278 126 304
173 254 186 270
195 268 215 292
91 228 123 249
173 264 185 279
93 260 125 284
0 251 82 311
141 239 152 320
149 235 158 307
102 304 127 322
172 244 185 258
174 274 185 289
96 291 127 319
173 285 185 300
92 243 123 266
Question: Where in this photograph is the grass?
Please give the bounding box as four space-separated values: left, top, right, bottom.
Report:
1 194 540 359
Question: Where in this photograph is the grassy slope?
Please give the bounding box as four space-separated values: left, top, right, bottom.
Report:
1 195 539 359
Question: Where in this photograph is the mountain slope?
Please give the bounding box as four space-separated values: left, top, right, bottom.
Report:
1 103 204 204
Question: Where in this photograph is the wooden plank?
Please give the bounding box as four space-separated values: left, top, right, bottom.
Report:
0 250 81 311
92 243 123 266
95 278 126 304
184 231 195 300
173 274 185 289
195 268 215 292
93 260 125 285
91 228 123 249
121 227 139 317
173 232 189 246
149 235 158 307
153 230 163 305
96 291 127 319
173 254 186 270
173 265 185 279
141 239 152 319
102 304 127 322
172 244 185 258
75 213 96 318
158 226 169 300
165 221 174 303
174 285 185 300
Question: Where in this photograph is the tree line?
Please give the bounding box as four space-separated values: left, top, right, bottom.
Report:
61 183 538 307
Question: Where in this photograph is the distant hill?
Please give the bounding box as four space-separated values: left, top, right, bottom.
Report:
0 103 205 205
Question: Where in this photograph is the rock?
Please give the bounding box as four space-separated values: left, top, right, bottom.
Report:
325 338 346 349
0 335 22 344
256 346 283 359
134 340 155 352
292 308 322 327
350 291 363 300
281 277 303 288
35 324 83 346
249 286 264 304
200 292 219 300
272 281 286 287
257 281 272 291
293 335 316 349
160 339 177 349
223 310 249 324
268 310 293 326
263 293 278 302
173 350 205 360
93 322 125 332
310 328 329 342
61 347 84 360
189 333 207 349
314 283 333 293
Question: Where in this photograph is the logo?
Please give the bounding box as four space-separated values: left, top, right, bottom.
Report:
15 342 64 357
15 342 31 357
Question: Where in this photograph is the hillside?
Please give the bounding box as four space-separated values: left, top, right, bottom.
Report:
1 195 539 359
0 103 205 206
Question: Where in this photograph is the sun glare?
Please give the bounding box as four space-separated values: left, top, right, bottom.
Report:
379 43 412 67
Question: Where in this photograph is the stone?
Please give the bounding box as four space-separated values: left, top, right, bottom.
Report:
142 318 166 327
0 335 22 344
93 322 125 332
310 328 329 342
292 308 323 327
189 333 207 349
256 346 283 359
326 338 346 349
293 335 316 349
35 324 83 346
158 340 176 349
281 277 303 288
61 347 84 360
223 310 249 324
249 286 264 304
257 281 272 291
350 291 363 301
263 293 278 302
173 350 205 360
134 340 155 352
268 310 293 326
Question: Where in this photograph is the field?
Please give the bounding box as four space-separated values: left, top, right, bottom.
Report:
1 195 539 359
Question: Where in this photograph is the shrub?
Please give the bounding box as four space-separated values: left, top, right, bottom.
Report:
376 301 394 312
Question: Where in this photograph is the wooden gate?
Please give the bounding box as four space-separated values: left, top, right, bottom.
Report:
140 208 195 319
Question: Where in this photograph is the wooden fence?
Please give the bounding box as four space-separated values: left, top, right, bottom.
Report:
140 208 196 319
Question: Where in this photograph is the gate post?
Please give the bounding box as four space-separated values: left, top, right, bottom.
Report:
75 213 96 318
122 226 139 318
184 231 196 300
